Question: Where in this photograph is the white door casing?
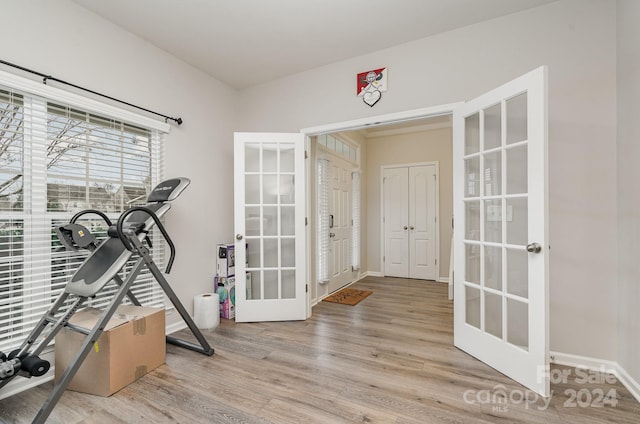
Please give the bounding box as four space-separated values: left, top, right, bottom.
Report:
453 66 549 396
234 132 307 322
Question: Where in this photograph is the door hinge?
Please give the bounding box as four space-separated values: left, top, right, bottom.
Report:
435 259 438 265
383 256 385 262
305 217 308 226
305 150 308 159
306 284 308 293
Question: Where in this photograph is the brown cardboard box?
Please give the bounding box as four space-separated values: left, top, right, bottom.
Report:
54 305 165 396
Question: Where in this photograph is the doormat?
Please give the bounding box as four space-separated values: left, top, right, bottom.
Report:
323 288 373 306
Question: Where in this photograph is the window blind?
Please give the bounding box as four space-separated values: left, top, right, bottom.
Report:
0 82 166 353
316 159 330 284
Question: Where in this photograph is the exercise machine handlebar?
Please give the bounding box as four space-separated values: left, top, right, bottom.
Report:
115 206 175 273
70 209 113 226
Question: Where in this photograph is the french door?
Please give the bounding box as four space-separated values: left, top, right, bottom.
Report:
233 133 307 322
453 66 549 396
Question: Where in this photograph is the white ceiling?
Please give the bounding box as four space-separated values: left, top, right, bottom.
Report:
72 0 555 90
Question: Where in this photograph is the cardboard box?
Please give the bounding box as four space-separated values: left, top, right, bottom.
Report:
215 273 252 320
55 305 165 396
216 275 236 319
216 244 236 277
216 243 249 277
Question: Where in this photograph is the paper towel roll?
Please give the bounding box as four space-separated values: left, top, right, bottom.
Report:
194 293 220 329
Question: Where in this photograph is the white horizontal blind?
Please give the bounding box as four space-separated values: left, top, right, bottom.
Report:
316 159 330 284
0 84 166 353
351 171 361 271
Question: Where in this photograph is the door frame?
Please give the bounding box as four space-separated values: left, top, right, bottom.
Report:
380 161 440 280
302 103 460 305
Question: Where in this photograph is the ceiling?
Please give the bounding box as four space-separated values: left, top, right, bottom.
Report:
72 0 556 90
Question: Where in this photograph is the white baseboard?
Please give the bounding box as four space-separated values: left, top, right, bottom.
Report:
166 320 187 335
363 271 383 277
551 351 640 403
437 277 449 283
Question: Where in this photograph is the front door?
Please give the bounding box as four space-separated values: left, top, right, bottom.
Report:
327 154 355 293
233 132 307 322
453 66 549 395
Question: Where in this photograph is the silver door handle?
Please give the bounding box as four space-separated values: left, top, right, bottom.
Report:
409 226 415 230
526 243 541 253
236 234 243 240
329 232 335 238
403 226 408 230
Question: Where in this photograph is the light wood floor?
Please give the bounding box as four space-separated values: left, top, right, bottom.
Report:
1 276 638 423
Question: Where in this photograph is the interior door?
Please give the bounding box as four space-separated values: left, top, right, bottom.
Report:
408 165 437 280
383 167 409 277
327 155 355 293
234 132 307 322
453 66 549 396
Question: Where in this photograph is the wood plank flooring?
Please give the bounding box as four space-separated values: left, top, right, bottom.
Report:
1 276 638 423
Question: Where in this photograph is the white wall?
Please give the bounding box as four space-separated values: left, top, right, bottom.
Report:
616 0 640 386
1 0 238 321
239 0 619 361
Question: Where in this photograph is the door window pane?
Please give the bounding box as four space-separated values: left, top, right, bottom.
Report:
506 197 528 245
506 93 528 144
484 245 502 291
465 113 480 155
245 206 260 236
281 206 295 236
465 286 481 329
279 175 295 204
264 238 278 267
465 244 480 284
280 145 295 172
263 175 278 204
507 298 529 350
281 238 295 267
264 270 278 299
248 271 261 300
506 145 527 195
245 175 260 204
485 292 503 339
263 144 277 172
484 103 502 150
282 270 295 299
465 157 480 197
465 201 480 241
483 151 501 196
506 248 528 298
484 199 502 243
245 144 260 172
263 206 278 236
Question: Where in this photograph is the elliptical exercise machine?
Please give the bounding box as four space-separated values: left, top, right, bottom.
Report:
0 177 213 424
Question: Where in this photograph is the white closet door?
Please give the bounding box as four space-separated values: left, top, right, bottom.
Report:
408 165 437 280
383 167 409 277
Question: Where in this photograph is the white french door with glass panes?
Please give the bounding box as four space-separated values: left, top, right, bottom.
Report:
453 66 549 396
234 133 307 322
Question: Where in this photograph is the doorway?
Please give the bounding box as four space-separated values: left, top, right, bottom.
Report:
307 110 454 304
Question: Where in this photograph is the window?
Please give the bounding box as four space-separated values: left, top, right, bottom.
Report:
0 73 168 353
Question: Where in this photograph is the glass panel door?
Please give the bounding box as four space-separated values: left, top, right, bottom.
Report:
454 67 548 396
234 133 306 322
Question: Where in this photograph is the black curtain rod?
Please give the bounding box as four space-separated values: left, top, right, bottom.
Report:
0 59 183 125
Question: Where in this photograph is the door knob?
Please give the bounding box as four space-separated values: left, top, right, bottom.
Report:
403 226 408 230
526 243 541 253
329 232 336 238
409 226 415 230
236 234 243 240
